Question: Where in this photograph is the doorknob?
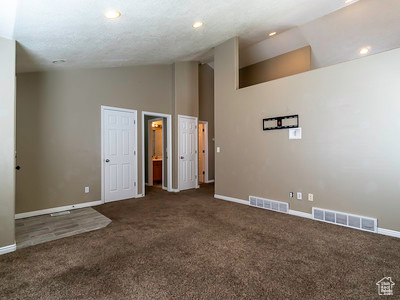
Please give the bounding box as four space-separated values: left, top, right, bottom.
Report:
105 159 110 163
180 156 184 159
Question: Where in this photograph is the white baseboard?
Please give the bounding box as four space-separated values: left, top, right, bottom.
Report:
205 179 215 183
169 188 180 193
136 194 145 198
162 186 168 191
15 200 103 220
377 228 400 239
215 194 400 239
214 194 248 205
288 210 313 219
0 243 16 255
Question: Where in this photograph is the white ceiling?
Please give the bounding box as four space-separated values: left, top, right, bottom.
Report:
8 0 355 73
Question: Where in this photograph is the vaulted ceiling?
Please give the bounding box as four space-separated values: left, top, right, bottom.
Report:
2 0 359 73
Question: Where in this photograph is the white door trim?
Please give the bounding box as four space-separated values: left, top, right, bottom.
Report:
178 114 198 191
198 121 209 184
101 106 138 204
141 111 172 196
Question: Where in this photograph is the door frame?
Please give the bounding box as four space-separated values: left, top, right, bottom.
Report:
178 114 199 191
101 105 138 204
198 121 209 184
142 111 172 196
147 118 163 187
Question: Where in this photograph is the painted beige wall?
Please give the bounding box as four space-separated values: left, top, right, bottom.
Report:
199 64 215 180
239 46 311 88
172 62 199 189
0 37 16 247
16 65 173 213
215 37 400 231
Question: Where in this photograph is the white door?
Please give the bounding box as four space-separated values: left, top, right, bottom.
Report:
179 115 197 190
104 108 137 202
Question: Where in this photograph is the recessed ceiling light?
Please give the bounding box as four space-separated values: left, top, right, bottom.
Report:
269 32 277 37
192 21 203 28
104 10 121 19
52 59 66 64
360 48 369 55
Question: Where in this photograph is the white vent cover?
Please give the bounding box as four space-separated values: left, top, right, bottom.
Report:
249 196 289 214
312 207 377 233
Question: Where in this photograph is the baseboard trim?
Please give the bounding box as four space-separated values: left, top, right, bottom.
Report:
214 194 248 205
215 194 400 239
169 189 180 193
205 179 215 183
377 228 400 239
0 243 16 255
15 200 103 220
288 210 313 219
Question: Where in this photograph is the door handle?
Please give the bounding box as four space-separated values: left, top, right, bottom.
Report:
105 159 110 163
180 156 184 159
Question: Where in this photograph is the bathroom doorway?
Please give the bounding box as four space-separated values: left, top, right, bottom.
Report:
142 112 172 195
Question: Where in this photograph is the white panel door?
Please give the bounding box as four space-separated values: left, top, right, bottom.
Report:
104 109 137 202
179 116 197 190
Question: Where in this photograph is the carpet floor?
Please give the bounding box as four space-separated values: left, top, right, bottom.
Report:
1 184 399 299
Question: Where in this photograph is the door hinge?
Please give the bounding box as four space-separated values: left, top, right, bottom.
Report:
134 120 136 125
195 175 198 179
134 150 136 155
134 182 136 187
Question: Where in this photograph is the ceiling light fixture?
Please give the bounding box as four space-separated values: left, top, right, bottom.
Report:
192 21 203 28
269 32 277 37
52 59 66 64
104 10 121 19
360 47 369 55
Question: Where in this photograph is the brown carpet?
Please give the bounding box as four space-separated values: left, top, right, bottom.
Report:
1 184 399 299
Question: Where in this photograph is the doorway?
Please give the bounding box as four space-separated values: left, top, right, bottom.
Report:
147 118 163 188
101 106 138 203
178 115 198 191
198 121 208 184
142 111 172 196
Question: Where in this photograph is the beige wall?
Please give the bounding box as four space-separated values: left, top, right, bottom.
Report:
172 62 199 189
199 64 215 180
239 46 311 88
0 37 16 247
215 37 400 231
16 65 173 213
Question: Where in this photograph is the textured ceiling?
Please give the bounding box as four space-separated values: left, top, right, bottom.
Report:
11 0 353 73
240 0 400 69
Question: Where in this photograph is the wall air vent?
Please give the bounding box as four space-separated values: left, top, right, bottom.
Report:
312 207 377 233
249 196 289 214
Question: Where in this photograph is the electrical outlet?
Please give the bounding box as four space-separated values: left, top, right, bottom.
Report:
308 193 314 201
297 192 302 200
85 187 89 193
289 192 294 198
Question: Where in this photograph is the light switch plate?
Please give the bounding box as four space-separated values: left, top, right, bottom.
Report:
85 187 89 193
289 128 302 140
216 147 221 153
297 192 302 200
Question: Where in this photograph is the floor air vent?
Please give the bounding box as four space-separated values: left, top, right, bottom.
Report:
312 207 377 233
249 196 289 214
